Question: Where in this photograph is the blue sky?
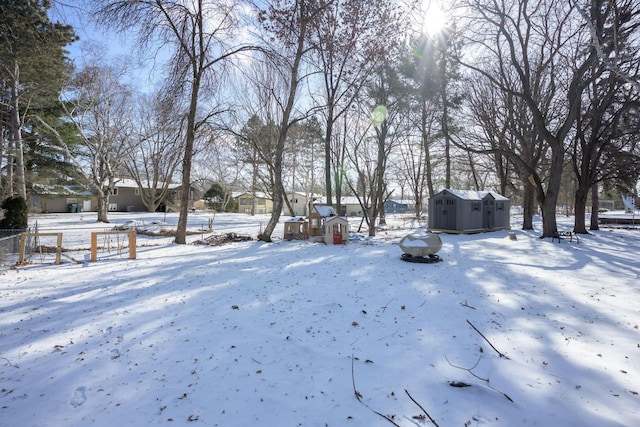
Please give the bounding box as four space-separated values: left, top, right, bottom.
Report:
50 1 159 91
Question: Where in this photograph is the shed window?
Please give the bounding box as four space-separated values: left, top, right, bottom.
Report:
471 202 481 211
497 202 504 210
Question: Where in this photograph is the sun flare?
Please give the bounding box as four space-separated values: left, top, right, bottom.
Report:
420 0 447 36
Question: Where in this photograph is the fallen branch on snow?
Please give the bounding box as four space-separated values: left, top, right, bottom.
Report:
351 355 401 426
404 389 440 427
466 319 510 359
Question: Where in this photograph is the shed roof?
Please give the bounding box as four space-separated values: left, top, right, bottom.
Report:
440 189 509 201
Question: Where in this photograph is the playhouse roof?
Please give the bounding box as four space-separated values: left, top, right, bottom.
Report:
312 205 337 217
325 215 348 224
285 217 307 223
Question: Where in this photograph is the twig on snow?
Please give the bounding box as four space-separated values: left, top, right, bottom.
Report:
445 354 488 382
351 355 401 426
460 300 476 309
448 380 514 403
1 356 17 368
466 320 510 359
381 298 396 313
404 389 440 427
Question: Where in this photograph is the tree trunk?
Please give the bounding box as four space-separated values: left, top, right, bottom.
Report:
259 3 309 242
283 187 295 216
96 191 110 223
522 182 535 230
590 184 600 231
539 149 563 237
324 105 334 207
573 185 589 234
174 72 200 244
423 104 435 198
10 60 27 200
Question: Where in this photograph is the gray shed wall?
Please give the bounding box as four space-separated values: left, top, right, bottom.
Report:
428 190 510 233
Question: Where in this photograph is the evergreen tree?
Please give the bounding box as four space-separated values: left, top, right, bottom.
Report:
0 0 77 199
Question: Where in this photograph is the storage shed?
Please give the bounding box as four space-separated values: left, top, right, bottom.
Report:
428 189 510 233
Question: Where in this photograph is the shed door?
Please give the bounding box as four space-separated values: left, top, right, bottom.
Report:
483 200 494 229
434 198 456 230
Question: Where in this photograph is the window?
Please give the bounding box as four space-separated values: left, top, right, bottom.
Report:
110 188 118 196
472 202 481 211
134 188 140 195
257 198 265 206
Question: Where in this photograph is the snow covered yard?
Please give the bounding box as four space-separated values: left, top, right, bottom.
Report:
1 212 639 426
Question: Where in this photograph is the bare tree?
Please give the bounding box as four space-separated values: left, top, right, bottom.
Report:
253 0 329 241
463 72 548 230
343 61 408 236
35 54 136 223
93 0 257 243
574 0 640 93
569 0 640 233
307 0 398 211
126 93 184 212
460 0 601 237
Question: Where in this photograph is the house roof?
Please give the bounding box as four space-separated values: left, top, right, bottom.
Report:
114 178 182 190
232 191 271 200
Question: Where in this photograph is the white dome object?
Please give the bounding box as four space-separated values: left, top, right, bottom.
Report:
399 230 442 257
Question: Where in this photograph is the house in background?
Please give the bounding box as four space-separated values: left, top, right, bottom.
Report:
30 184 94 213
428 189 510 233
337 196 367 217
108 179 193 212
30 179 194 213
285 192 320 217
384 199 414 214
234 192 273 214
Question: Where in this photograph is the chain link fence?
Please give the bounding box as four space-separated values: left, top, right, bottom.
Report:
0 229 31 270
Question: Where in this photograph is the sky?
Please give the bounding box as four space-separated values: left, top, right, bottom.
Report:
1 210 639 426
49 1 162 92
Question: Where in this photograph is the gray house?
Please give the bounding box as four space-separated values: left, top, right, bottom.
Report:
428 189 510 233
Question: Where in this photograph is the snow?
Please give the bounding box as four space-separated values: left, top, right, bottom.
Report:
313 205 337 217
443 189 509 201
1 211 639 426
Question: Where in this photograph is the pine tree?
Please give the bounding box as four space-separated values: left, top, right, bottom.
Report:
0 0 77 199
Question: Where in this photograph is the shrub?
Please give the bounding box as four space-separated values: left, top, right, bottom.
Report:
0 196 28 230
